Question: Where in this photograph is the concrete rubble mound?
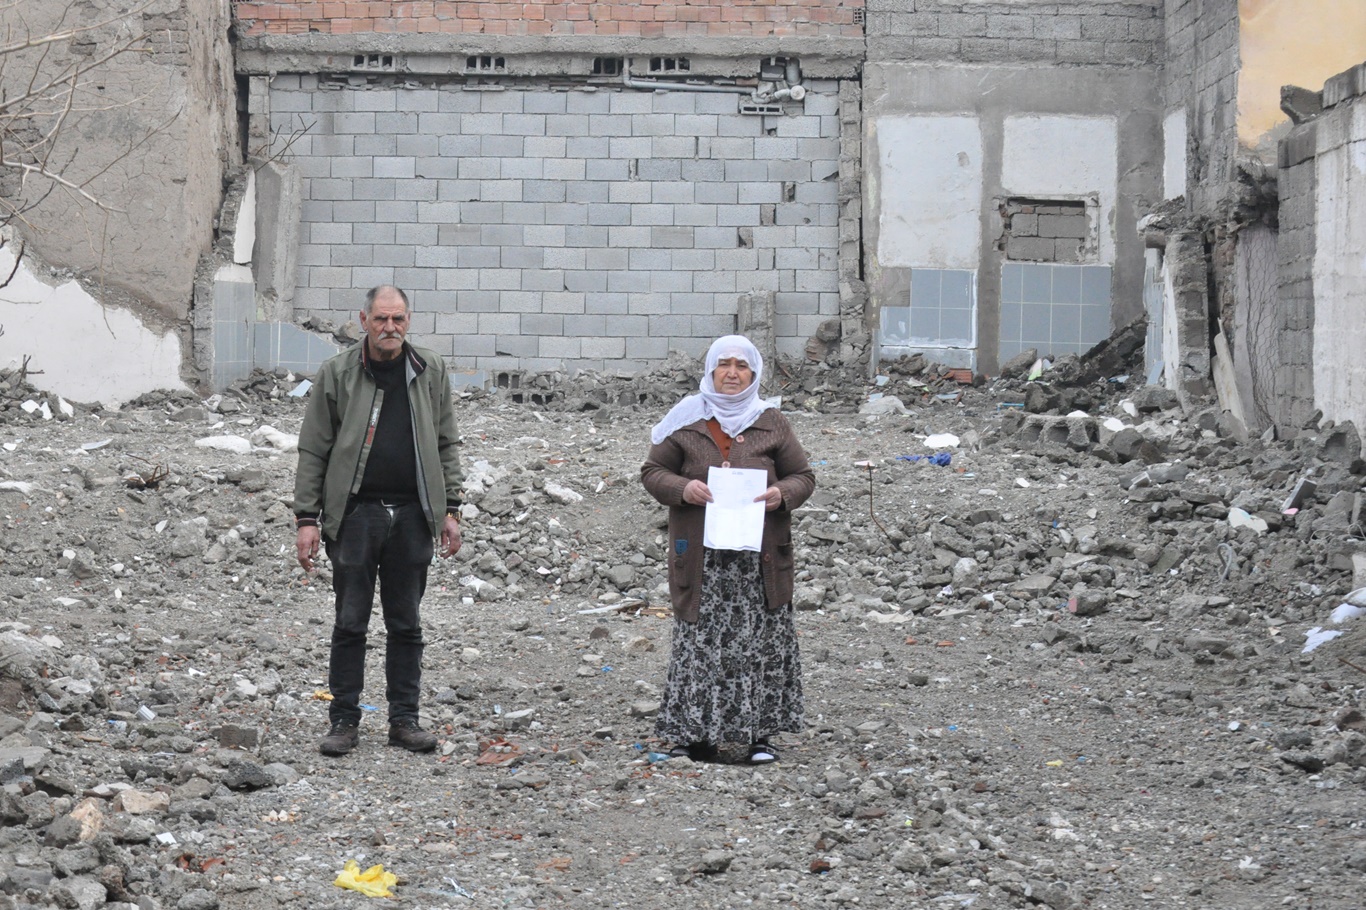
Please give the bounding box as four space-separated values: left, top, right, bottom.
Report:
0 357 1363 909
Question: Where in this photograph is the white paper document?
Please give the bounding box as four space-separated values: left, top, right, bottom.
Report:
703 466 767 552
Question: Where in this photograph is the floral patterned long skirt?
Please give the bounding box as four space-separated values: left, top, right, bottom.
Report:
655 548 804 746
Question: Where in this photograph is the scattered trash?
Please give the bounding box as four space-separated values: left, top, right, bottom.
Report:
442 877 475 900
136 705 156 721
897 453 952 467
1302 595 1365 653
922 433 960 449
476 737 524 766
1227 508 1268 535
81 439 112 450
334 860 397 898
996 402 1024 410
311 690 333 701
289 379 312 397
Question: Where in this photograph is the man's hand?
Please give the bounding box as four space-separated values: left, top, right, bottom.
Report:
296 525 321 571
440 514 462 558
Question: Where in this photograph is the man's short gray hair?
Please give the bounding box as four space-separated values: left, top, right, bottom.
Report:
364 285 410 314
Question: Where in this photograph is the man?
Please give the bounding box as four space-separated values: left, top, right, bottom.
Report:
294 285 464 756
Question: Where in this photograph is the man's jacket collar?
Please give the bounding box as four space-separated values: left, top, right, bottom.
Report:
359 338 427 378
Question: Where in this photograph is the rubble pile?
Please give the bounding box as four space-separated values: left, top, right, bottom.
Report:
1 361 1364 910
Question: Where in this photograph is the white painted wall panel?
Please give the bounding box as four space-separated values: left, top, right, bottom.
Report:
0 247 187 405
874 116 983 269
1002 115 1118 264
1163 108 1188 200
1311 102 1366 434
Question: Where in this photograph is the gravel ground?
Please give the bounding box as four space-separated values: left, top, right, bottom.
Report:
1 360 1364 910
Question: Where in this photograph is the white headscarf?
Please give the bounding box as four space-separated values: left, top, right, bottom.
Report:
650 335 777 444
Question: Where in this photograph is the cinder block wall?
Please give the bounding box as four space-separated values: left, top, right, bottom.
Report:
271 77 842 371
1163 0 1240 214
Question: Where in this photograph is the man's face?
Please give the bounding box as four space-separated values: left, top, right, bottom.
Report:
360 293 409 361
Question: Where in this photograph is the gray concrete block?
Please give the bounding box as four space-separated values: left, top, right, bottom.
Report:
696 93 741 115
478 269 521 291
692 315 736 337
436 270 478 292
628 293 672 315
773 117 824 140
352 178 397 201
718 205 762 227
987 13 1033 39
481 224 524 246
497 291 541 313
581 336 626 359
478 91 524 114
566 182 609 203
653 181 695 204
564 271 607 293
610 181 653 204
674 204 719 227
650 314 692 335
651 226 694 249
652 136 698 158
776 203 824 226
609 136 653 159
461 201 505 223
710 137 756 158
797 136 840 161
638 159 682 181
525 136 568 158
416 246 462 268
450 335 497 357
588 203 631 226
417 201 463 224
334 112 377 134
523 180 567 203
651 92 700 115
1033 15 1082 40
715 249 759 272
588 114 633 137
539 335 583 358
503 113 547 136
726 160 770 182
545 114 591 138
457 158 501 180
310 133 355 157
460 112 503 134
502 158 544 180
587 157 628 180
694 227 737 249
336 201 380 221
795 269 838 293
542 292 586 314
352 266 395 287
522 269 563 291
436 90 483 113
1081 14 1128 41
673 114 719 137
397 88 440 112
311 223 353 244
627 203 673 227
681 160 725 181
608 271 650 293
372 245 416 267
938 12 985 37
631 113 676 136
297 245 329 267
520 313 564 335
480 134 523 157
566 225 609 246
393 268 436 291
493 334 540 358
716 116 763 138
523 93 567 115
770 159 808 183
438 134 481 157
351 92 397 113
564 314 608 336
672 249 715 271
651 271 693 293
752 225 796 248
697 182 740 205
776 292 821 315
608 93 654 115
398 134 439 157
796 181 838 205
588 247 629 270
606 224 649 249
586 293 630 315
309 178 353 201
479 179 524 202
375 112 418 134
695 271 737 293
613 315 648 336
545 158 588 180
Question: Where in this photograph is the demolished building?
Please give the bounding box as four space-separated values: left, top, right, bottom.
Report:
0 0 1362 443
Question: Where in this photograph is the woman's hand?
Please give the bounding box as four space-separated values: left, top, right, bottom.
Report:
683 479 713 505
755 486 783 511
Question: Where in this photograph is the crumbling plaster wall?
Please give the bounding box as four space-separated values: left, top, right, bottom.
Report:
864 0 1162 375
0 1 238 320
232 1 865 375
1279 64 1366 441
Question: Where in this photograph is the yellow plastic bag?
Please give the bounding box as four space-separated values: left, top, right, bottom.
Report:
333 859 397 898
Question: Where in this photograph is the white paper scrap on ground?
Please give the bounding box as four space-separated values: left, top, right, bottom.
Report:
923 433 960 449
1301 600 1364 653
703 466 766 551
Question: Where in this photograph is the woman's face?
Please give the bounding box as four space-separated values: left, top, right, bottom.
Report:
712 356 755 394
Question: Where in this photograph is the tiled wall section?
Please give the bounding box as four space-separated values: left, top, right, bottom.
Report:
999 263 1111 361
881 268 976 347
235 0 863 38
212 272 341 389
271 76 842 371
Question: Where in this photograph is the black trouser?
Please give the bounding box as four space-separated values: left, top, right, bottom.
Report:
324 500 433 725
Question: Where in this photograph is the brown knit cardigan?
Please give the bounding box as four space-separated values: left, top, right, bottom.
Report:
640 409 816 622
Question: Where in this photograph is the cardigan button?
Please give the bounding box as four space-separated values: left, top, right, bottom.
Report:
735 434 745 442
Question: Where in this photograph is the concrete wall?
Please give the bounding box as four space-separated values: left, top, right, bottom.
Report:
1163 0 1240 214
0 1 238 320
863 9 1161 373
1306 65 1366 436
0 243 188 405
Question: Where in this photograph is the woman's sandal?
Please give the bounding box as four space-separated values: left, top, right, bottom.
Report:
668 742 719 762
747 742 778 764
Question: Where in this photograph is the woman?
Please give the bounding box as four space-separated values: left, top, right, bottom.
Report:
641 335 815 764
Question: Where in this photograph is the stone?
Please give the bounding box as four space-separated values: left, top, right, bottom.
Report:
112 790 169 815
222 760 273 791
694 850 733 874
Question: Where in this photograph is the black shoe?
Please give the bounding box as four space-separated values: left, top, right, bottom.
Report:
388 718 437 752
748 741 778 764
319 721 359 756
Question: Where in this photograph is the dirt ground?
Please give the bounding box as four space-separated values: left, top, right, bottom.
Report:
1 358 1364 910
